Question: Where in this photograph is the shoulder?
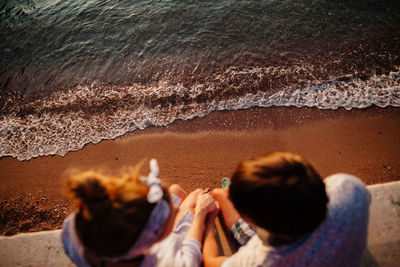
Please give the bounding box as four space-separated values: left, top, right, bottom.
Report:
300 174 371 265
324 173 371 208
324 173 367 190
322 174 371 248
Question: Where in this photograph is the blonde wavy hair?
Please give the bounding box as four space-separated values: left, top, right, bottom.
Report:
66 164 169 258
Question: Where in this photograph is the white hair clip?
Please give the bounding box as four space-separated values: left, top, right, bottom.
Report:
142 159 163 203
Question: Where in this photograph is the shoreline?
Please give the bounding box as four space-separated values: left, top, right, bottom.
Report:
1 106 399 235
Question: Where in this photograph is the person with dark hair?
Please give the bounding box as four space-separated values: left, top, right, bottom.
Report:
203 152 371 267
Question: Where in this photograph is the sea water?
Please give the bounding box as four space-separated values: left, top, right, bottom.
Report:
1 0 399 160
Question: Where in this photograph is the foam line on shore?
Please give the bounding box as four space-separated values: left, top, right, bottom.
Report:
0 70 399 161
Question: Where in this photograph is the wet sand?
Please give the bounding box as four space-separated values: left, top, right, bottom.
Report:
0 106 399 235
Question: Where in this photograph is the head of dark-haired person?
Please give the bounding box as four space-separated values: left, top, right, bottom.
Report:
229 152 329 243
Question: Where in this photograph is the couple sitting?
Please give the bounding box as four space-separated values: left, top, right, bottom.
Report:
62 152 371 267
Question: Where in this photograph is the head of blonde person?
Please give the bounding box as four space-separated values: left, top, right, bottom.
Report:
65 165 170 258
229 152 329 241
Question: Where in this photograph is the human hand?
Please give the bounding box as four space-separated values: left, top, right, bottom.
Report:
179 188 203 213
195 189 217 216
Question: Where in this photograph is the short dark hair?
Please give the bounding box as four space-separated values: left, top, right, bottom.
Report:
229 152 328 238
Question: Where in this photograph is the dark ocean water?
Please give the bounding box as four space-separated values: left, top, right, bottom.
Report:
1 0 399 160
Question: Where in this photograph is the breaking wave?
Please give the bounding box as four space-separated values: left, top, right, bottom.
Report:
1 67 399 161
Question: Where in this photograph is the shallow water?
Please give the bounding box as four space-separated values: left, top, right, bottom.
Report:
1 0 399 160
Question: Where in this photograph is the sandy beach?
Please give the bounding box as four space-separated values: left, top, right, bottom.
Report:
1 106 399 235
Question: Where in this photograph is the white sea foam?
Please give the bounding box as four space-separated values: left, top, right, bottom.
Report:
0 68 399 161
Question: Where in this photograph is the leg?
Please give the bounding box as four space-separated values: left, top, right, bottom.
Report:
168 184 188 201
211 188 241 231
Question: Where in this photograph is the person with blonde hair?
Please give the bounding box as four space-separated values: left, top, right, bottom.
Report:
203 152 371 267
62 159 217 267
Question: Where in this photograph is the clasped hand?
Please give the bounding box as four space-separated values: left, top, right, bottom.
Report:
195 189 218 216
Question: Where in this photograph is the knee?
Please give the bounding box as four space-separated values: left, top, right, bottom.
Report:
186 188 203 200
168 184 187 199
211 188 229 202
168 183 183 193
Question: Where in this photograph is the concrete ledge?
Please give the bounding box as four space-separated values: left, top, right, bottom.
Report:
0 181 399 267
365 181 400 267
0 230 73 267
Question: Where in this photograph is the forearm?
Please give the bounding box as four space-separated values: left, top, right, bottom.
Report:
185 212 207 243
203 221 227 267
